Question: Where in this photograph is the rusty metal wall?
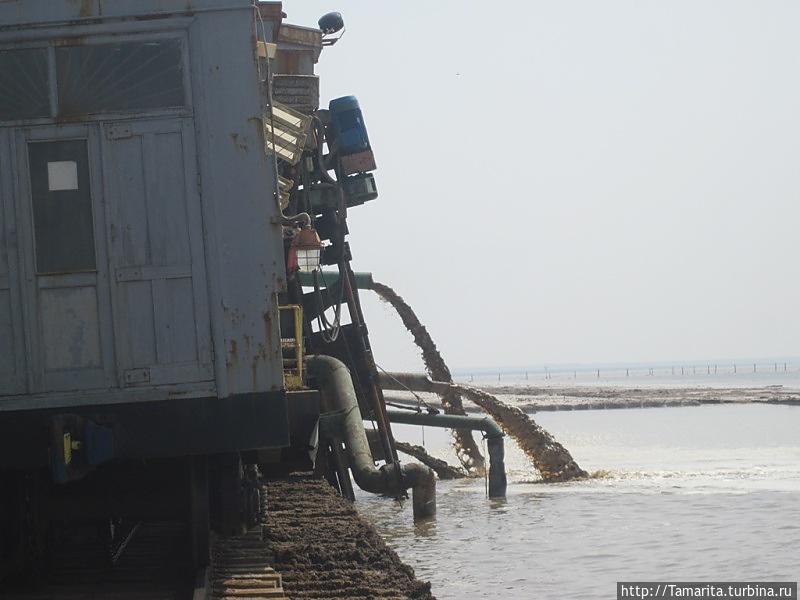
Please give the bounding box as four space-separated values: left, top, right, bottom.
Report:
272 75 320 115
0 1 286 410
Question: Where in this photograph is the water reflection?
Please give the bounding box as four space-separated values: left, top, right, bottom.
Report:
413 519 437 538
488 497 509 511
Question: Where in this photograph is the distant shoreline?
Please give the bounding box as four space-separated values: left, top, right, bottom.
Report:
384 384 800 413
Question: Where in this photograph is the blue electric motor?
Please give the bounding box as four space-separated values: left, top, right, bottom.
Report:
329 96 371 156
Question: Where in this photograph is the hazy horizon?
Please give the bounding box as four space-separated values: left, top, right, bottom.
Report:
286 1 800 372
451 355 800 373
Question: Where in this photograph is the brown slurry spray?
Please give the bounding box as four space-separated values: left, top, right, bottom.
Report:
395 441 468 480
372 280 588 483
372 281 486 475
449 383 588 482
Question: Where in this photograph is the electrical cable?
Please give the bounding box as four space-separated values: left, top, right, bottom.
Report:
310 118 349 344
314 268 344 343
252 2 268 83
374 364 438 414
313 117 338 186
384 402 421 413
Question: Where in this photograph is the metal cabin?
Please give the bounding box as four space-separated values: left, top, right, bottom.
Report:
0 0 311 541
0 0 436 586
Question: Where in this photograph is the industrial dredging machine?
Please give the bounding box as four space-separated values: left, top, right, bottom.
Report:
0 0 436 584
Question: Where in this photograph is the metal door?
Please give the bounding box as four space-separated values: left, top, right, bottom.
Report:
101 118 212 387
0 130 27 395
13 125 116 393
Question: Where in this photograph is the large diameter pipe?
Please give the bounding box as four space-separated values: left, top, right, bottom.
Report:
297 270 374 290
379 371 451 395
386 411 503 438
306 355 436 520
385 410 507 499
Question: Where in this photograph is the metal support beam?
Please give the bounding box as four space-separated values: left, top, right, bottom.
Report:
384 410 507 499
297 270 374 290
378 371 451 395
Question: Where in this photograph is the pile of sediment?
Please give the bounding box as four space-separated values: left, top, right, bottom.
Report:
373 282 485 475
263 474 434 600
480 384 800 410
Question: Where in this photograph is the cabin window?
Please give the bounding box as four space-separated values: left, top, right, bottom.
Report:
28 140 96 274
0 49 51 121
56 39 185 116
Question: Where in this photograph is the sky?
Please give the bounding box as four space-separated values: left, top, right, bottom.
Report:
284 1 800 372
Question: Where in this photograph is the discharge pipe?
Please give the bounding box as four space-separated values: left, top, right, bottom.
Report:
306 355 436 520
385 410 507 499
380 372 588 482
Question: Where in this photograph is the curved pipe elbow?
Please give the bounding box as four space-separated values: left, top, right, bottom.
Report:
401 462 437 520
350 464 392 495
306 355 436 520
480 417 504 439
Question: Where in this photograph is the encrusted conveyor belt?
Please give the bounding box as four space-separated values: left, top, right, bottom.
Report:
259 474 434 600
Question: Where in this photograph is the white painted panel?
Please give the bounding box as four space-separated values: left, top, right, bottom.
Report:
123 279 157 366
104 118 212 387
47 161 79 191
0 128 27 396
40 286 101 370
158 277 197 364
0 290 14 375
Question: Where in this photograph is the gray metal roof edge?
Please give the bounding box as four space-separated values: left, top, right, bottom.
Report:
0 0 254 28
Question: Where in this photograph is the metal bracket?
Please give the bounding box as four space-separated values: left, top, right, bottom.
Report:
124 368 151 385
106 124 133 140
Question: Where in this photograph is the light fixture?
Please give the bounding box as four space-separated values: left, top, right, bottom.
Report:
288 227 323 273
318 12 344 34
318 12 345 46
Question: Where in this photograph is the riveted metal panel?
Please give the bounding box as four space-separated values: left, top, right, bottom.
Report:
0 2 286 411
102 117 213 387
188 8 285 398
0 129 27 395
12 124 117 393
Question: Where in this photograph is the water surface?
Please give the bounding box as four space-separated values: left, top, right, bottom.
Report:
357 405 800 599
